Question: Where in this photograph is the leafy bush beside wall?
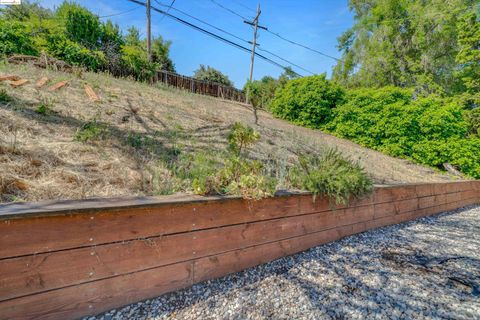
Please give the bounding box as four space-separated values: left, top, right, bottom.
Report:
270 74 345 128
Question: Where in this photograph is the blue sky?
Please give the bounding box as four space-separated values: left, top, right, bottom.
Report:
39 0 354 88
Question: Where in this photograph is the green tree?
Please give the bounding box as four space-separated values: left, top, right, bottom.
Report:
151 36 175 72
0 20 38 56
333 0 477 95
456 10 480 107
193 65 233 86
56 1 102 49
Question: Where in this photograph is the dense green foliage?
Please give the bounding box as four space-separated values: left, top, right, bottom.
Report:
193 65 233 86
325 87 479 178
287 150 373 205
0 1 175 80
0 20 37 56
243 67 298 109
333 0 479 97
456 10 480 106
227 122 260 156
270 74 345 128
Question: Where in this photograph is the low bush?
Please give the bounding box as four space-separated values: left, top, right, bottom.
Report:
465 107 480 136
325 87 480 178
270 74 345 128
0 20 37 56
0 89 11 103
411 138 480 178
120 44 157 81
74 120 107 142
287 149 372 205
35 104 50 115
227 122 260 156
46 35 106 71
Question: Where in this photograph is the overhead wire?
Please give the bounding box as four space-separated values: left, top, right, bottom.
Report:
153 0 313 75
157 0 176 22
205 0 340 61
208 0 249 20
256 46 315 75
98 6 140 18
153 0 251 44
126 0 304 76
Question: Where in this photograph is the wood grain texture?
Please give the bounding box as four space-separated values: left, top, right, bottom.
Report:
0 261 193 320
47 81 68 91
0 181 478 320
0 196 300 259
35 77 49 88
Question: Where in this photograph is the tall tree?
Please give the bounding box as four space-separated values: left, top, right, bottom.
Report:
456 10 480 107
333 0 478 95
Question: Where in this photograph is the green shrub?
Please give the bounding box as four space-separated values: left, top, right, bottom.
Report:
46 35 105 71
287 149 372 205
193 64 233 86
120 44 157 81
465 107 480 136
412 138 480 178
326 87 478 177
0 20 37 56
325 86 414 153
270 74 345 128
0 89 11 103
74 120 107 142
227 122 260 156
189 155 276 199
56 2 102 49
35 104 50 115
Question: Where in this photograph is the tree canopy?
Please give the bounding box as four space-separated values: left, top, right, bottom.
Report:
0 0 175 80
193 65 233 87
333 0 479 98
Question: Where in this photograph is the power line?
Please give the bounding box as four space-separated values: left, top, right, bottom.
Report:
256 46 315 75
157 0 176 22
208 0 248 20
99 6 140 18
231 0 256 13
126 0 303 76
205 0 341 62
153 0 250 44
154 0 313 76
266 29 340 61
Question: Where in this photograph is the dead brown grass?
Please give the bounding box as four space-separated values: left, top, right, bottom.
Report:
0 62 456 203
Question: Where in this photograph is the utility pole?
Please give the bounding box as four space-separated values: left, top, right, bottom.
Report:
146 0 152 62
244 4 267 124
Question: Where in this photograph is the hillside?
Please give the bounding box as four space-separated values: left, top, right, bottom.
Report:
0 63 457 203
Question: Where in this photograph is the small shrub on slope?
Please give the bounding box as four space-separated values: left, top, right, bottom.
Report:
74 120 107 142
287 149 372 205
0 89 11 103
227 122 260 156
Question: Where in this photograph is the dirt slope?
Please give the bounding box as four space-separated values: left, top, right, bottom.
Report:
0 63 456 203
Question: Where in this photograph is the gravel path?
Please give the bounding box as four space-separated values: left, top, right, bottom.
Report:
89 206 480 320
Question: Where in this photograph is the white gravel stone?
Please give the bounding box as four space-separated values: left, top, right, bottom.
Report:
88 205 480 320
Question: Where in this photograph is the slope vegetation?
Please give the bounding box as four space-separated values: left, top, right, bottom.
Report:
0 63 456 203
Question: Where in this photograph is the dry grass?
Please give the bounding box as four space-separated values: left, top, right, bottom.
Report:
0 62 456 203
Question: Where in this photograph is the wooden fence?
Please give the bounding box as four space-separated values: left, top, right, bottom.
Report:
0 181 479 320
155 70 246 103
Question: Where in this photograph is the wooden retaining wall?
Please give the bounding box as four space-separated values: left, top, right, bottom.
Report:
0 181 479 320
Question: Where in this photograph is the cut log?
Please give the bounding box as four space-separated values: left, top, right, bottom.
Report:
9 79 29 87
36 77 49 88
48 81 68 91
84 84 99 102
0 75 20 82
